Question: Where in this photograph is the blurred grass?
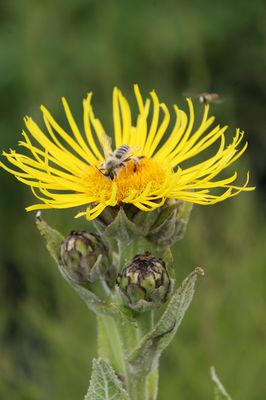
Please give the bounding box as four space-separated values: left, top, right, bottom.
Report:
0 1 265 399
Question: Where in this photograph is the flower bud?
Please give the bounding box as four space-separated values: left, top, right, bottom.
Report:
144 200 193 248
60 231 109 283
117 253 172 312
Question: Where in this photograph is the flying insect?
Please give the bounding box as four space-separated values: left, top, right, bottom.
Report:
198 92 223 104
183 91 224 104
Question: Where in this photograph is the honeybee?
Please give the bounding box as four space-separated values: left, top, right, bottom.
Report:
98 134 144 180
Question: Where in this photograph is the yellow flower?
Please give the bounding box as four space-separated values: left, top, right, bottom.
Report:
0 85 254 220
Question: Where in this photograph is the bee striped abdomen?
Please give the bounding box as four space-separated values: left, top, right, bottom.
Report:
114 145 130 159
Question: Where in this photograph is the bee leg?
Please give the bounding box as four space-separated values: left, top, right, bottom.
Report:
95 165 105 176
131 156 145 164
124 157 136 171
119 162 128 173
129 156 144 172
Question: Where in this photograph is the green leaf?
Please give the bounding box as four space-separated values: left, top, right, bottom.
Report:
161 246 175 279
128 267 204 376
85 358 130 400
103 208 142 245
210 366 232 400
97 316 128 375
67 282 118 316
35 211 63 262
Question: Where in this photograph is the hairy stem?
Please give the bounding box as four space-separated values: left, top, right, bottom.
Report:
97 311 158 400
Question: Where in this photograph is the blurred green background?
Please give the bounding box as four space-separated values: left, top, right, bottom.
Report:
0 0 265 399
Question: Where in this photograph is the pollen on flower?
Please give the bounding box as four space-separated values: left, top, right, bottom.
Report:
80 158 173 218
0 85 255 220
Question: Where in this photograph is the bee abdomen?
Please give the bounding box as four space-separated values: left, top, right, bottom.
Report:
114 145 129 159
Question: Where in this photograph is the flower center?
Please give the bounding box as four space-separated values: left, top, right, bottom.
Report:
84 158 172 204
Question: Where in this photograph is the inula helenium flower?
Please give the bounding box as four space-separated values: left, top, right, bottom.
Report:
1 85 254 219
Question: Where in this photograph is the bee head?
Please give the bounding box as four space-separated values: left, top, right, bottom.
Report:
109 171 115 180
103 170 115 180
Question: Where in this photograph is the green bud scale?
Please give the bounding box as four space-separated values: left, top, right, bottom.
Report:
117 253 172 312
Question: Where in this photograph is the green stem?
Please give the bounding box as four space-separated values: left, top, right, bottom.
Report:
127 375 148 400
135 310 154 338
96 227 163 399
97 312 158 400
126 363 158 400
147 366 159 400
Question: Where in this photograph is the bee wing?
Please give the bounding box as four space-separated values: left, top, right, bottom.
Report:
126 145 142 158
182 91 200 99
213 97 225 104
201 95 225 104
101 133 112 157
